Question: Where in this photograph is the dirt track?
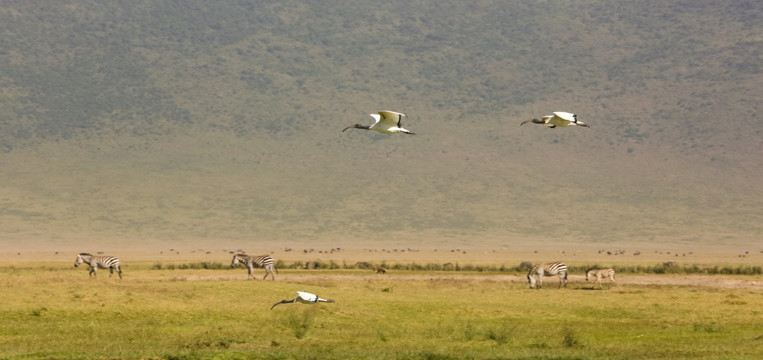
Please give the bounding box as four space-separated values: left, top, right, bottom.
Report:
169 273 762 290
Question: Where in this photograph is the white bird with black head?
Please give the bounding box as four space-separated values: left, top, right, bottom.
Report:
271 291 335 310
343 110 415 135
521 111 590 128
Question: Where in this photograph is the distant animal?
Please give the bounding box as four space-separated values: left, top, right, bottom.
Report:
271 291 335 310
527 262 568 289
74 253 122 279
375 266 387 274
521 112 589 128
230 254 277 280
343 110 415 135
586 268 616 287
355 261 372 269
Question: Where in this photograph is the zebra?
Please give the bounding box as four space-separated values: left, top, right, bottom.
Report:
527 262 567 289
586 267 616 287
74 253 122 279
230 253 277 280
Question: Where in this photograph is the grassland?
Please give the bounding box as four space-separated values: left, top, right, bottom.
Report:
0 2 762 358
1 250 761 360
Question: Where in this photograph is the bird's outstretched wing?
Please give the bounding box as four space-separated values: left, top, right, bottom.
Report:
522 112 587 128
297 291 335 303
296 291 318 302
552 112 576 121
377 111 405 127
368 113 382 126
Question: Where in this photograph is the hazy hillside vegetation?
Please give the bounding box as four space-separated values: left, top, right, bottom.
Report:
1 1 761 250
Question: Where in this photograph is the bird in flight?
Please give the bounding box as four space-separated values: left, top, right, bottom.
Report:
521 112 590 128
271 291 335 310
343 110 415 135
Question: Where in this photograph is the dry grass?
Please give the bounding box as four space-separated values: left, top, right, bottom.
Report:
1 251 761 359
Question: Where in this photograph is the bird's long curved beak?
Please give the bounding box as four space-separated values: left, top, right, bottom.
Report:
271 300 289 310
342 125 354 132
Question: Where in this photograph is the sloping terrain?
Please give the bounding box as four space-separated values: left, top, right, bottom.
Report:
0 1 761 250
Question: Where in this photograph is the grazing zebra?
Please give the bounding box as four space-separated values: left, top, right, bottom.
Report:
230 253 277 280
586 268 616 287
74 253 122 279
527 262 567 289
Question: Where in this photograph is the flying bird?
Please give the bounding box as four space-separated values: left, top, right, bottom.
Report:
521 112 590 128
343 110 415 135
271 291 335 310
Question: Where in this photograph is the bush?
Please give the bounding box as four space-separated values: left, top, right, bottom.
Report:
148 261 762 276
562 328 581 348
279 309 315 339
151 262 226 270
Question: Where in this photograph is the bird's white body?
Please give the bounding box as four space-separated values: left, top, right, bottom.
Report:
521 111 589 128
343 111 415 135
271 291 335 309
294 291 331 304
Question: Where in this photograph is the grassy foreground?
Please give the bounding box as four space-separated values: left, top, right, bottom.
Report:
1 263 761 360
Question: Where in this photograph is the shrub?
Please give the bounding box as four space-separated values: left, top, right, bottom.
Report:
280 309 315 339
562 328 581 348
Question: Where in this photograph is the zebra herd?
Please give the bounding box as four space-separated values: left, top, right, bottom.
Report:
72 253 615 288
527 262 617 288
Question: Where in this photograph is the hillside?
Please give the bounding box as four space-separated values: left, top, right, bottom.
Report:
1 1 761 251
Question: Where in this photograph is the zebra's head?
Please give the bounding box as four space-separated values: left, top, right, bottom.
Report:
74 254 84 267
75 253 93 267
527 272 537 289
230 254 242 268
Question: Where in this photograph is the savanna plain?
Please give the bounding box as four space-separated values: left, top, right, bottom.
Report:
1 247 761 360
2 2 762 359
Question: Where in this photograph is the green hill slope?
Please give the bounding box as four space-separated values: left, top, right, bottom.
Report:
1 1 761 250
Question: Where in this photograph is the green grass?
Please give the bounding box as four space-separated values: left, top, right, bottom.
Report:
1 263 761 359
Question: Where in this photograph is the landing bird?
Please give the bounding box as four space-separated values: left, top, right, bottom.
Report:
271 291 335 310
520 111 590 128
342 110 415 135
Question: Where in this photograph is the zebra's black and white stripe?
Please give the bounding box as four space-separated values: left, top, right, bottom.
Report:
230 253 277 280
586 267 616 287
74 253 122 279
527 262 567 289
